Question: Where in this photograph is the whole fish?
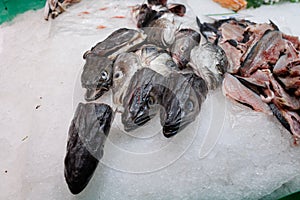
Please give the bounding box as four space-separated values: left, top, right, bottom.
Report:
64 103 113 194
81 54 113 101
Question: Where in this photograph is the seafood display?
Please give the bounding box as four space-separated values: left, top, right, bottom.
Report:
200 18 300 142
54 0 300 196
64 0 228 194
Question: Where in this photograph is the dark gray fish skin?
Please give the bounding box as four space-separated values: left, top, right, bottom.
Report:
122 68 165 132
160 72 208 137
134 4 165 28
121 67 206 136
269 103 291 132
81 54 113 101
170 29 200 69
269 103 300 139
83 28 146 59
64 103 113 195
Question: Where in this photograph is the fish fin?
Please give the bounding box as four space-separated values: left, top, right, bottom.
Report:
196 16 208 40
269 20 279 31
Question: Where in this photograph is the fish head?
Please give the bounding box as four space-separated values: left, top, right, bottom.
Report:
122 68 163 131
112 53 142 105
190 42 228 89
170 29 201 69
143 16 176 47
203 42 227 76
65 103 113 194
161 73 207 137
84 28 147 60
81 54 113 101
131 4 164 28
137 45 179 74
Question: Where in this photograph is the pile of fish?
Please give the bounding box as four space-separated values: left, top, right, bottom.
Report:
200 18 300 142
60 0 300 196
64 0 227 195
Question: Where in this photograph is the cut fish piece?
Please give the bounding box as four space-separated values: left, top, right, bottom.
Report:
222 73 272 115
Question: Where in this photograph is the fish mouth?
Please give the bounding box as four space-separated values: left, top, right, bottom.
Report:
162 120 190 138
84 86 109 101
123 115 151 132
162 121 181 138
171 53 187 69
134 115 151 127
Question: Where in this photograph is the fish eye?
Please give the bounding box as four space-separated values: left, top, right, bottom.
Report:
166 60 176 68
114 71 123 79
101 71 109 80
216 64 224 74
180 45 187 52
148 96 155 106
185 99 194 112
